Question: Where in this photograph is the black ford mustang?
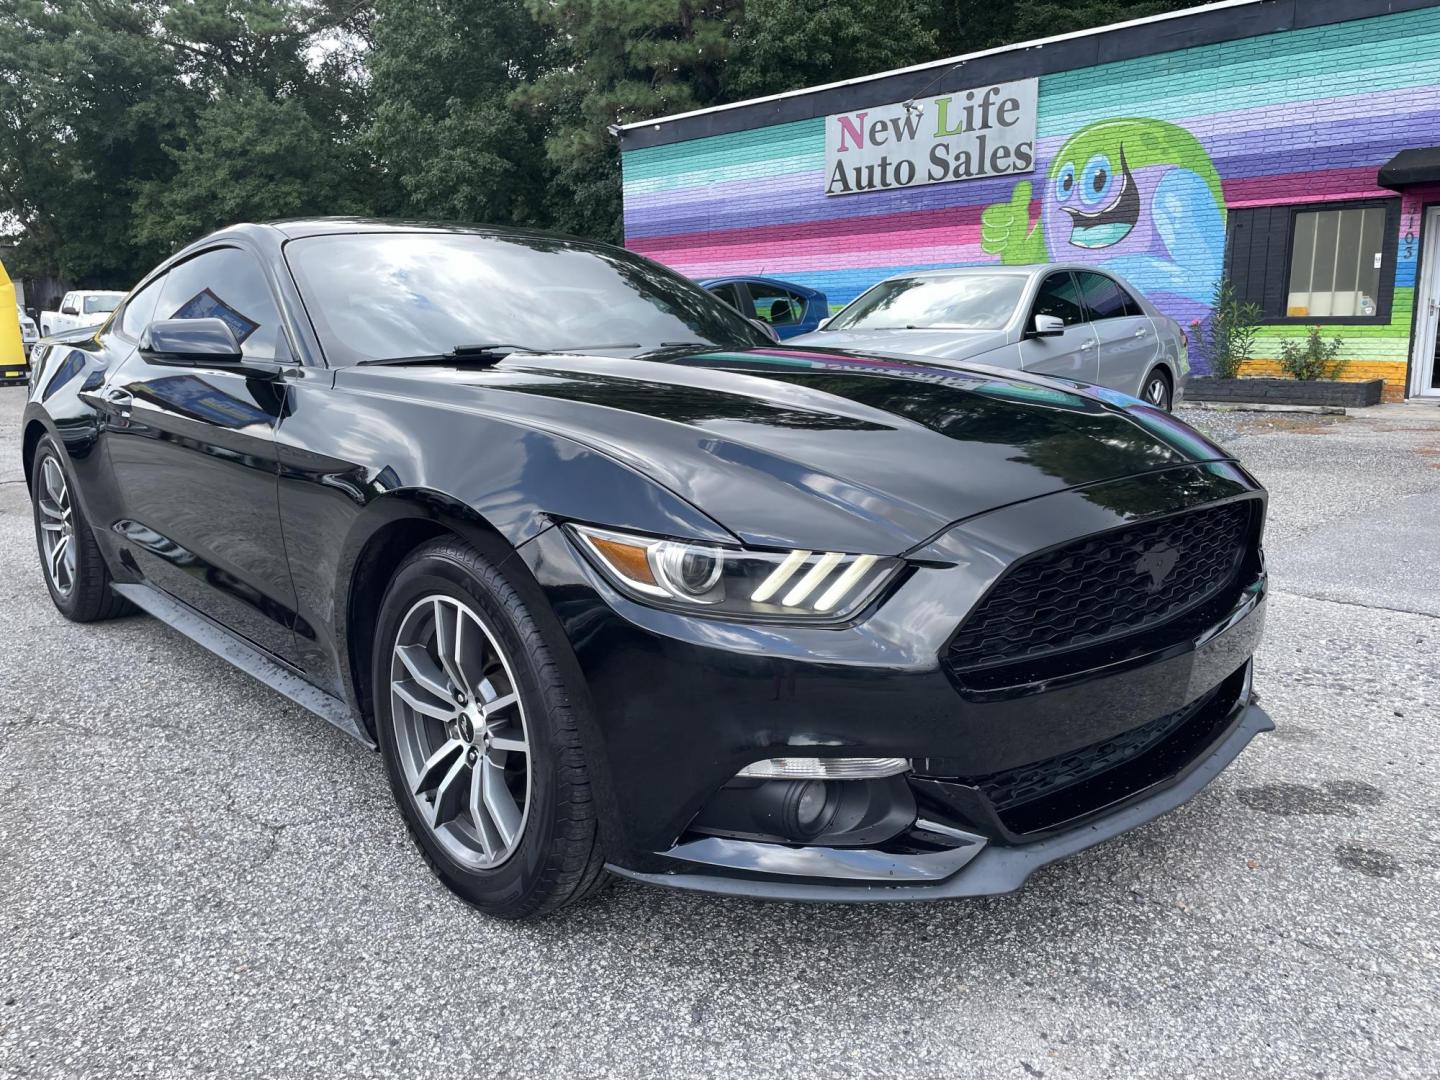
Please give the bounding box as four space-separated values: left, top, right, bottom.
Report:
23 220 1271 918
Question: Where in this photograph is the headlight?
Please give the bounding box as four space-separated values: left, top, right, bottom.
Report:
567 523 901 623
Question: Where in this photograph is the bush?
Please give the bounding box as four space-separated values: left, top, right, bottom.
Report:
1277 326 1346 381
1194 279 1262 379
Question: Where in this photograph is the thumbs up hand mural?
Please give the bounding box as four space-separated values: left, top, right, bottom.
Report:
981 181 1047 264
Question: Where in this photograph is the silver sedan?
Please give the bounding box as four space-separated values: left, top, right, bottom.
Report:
790 264 1189 410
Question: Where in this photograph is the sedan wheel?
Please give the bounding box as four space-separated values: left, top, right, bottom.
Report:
373 537 608 918
389 595 531 869
1142 372 1173 411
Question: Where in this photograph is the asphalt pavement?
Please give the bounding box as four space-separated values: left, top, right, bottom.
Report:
1 388 1437 1079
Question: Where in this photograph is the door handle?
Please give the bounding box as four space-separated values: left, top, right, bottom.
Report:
1079 339 1096 350
103 386 133 418
1134 328 1149 338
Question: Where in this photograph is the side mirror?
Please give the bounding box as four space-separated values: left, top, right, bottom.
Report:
749 317 780 344
1027 313 1065 338
60 304 78 316
139 318 244 366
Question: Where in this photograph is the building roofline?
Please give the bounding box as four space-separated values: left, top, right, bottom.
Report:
619 0 1437 150
620 0 1260 134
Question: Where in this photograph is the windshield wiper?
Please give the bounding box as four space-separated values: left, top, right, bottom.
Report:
357 342 648 368
356 343 545 367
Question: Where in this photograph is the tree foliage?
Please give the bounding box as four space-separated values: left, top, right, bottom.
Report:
513 0 744 242
725 0 936 101
0 0 1211 283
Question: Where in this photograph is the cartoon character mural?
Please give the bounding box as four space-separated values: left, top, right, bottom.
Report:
981 118 1226 332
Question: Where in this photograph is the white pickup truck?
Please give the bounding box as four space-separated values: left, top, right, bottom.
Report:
39 289 126 337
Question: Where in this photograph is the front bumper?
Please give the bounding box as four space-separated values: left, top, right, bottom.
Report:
612 699 1271 901
516 463 1269 897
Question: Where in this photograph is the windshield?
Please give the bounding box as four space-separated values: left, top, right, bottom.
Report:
828 274 1027 331
84 295 120 315
284 231 764 366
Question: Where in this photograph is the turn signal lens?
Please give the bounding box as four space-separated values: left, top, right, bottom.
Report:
566 524 900 623
737 757 911 780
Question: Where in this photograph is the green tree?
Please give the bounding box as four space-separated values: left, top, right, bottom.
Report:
929 0 1198 55
131 90 373 254
515 0 743 242
0 0 188 284
365 0 548 224
131 0 375 256
724 0 938 100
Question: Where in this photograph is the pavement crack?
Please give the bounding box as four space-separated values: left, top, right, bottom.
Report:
1272 586 1440 621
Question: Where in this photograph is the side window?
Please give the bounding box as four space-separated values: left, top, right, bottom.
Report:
750 285 806 327
156 247 283 360
1032 272 1085 326
119 276 167 341
1076 272 1130 321
709 282 751 316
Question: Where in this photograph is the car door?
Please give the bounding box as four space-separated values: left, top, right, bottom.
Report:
1076 270 1158 397
1018 271 1099 382
94 245 300 661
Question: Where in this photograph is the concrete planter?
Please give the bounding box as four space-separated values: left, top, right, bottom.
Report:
1186 377 1384 407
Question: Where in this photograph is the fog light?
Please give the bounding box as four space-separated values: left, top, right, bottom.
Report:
782 779 837 839
737 756 910 780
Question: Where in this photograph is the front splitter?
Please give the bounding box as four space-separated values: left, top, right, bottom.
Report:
607 702 1273 903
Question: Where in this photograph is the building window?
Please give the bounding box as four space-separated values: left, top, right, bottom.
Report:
1286 206 1387 318
1225 198 1399 324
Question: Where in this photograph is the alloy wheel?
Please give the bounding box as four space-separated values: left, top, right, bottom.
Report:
37 457 77 597
389 595 531 869
1144 375 1171 410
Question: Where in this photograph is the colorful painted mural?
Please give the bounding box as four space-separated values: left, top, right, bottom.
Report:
622 5 1440 387
980 118 1226 328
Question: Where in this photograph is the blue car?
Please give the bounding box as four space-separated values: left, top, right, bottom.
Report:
698 276 828 339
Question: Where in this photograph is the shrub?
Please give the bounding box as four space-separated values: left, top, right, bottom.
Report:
1195 279 1262 379
1277 326 1346 381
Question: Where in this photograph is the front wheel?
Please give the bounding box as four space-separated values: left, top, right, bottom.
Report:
1141 369 1173 411
373 537 608 919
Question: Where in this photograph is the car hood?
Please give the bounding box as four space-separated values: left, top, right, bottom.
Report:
348 346 1230 555
788 327 1011 360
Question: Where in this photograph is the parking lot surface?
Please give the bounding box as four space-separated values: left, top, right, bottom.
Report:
1 388 1437 1079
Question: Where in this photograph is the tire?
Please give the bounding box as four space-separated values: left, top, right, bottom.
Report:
1141 368 1173 411
30 436 132 622
372 536 608 919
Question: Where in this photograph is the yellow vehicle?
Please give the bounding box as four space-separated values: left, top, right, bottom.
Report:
0 257 27 383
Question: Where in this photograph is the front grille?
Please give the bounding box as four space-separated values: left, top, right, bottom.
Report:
947 502 1253 673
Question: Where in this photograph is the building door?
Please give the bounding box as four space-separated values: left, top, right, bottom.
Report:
1411 206 1440 398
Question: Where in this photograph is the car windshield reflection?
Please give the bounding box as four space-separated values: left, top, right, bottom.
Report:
284 231 763 366
828 274 1028 331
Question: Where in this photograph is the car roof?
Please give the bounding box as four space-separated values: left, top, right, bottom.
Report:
158 218 627 279
698 275 824 297
881 264 1130 281
259 217 582 243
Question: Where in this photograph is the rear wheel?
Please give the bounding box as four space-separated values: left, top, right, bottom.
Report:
373 537 607 919
1141 368 1173 411
30 436 131 622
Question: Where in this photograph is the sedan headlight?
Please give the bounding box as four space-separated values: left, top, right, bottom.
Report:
567 523 901 623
